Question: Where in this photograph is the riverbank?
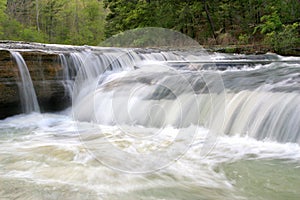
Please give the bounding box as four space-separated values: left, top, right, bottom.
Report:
204 44 300 56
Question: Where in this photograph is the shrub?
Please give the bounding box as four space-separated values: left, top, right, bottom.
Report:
264 23 300 53
238 34 250 45
254 11 300 54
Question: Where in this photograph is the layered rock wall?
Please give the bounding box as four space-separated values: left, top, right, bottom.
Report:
0 44 71 119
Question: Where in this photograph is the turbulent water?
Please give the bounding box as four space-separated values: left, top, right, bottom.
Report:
0 49 300 200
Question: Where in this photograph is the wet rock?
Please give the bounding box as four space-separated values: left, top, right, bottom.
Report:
0 47 70 119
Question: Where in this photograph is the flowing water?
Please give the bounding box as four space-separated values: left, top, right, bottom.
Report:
0 49 300 200
10 51 40 113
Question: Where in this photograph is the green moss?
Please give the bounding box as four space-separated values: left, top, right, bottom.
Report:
224 46 237 54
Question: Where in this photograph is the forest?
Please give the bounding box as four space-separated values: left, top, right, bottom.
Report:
0 0 299 53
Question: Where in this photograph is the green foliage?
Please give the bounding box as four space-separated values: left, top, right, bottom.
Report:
238 34 250 45
57 0 105 45
0 0 7 37
101 27 198 48
0 0 299 53
253 7 300 53
0 17 45 42
20 27 46 42
103 0 300 52
254 11 283 34
264 23 300 53
0 0 106 45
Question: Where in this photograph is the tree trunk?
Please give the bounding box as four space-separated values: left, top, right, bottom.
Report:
203 0 217 42
36 0 40 32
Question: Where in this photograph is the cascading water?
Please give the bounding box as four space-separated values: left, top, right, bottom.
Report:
220 62 300 143
65 50 300 144
10 51 40 113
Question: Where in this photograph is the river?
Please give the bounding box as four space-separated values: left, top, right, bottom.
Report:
0 48 299 200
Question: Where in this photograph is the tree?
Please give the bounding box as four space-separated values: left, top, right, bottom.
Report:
0 0 299 52
0 0 7 37
0 0 106 45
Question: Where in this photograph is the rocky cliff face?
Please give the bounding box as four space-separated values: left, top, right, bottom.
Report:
0 50 20 118
0 42 73 119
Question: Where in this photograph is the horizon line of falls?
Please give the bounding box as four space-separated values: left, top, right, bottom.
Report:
9 49 300 144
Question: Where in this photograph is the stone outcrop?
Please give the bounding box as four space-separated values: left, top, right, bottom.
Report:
0 41 73 119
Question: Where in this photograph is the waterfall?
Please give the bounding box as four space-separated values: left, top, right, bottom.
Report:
223 91 300 143
2 43 300 199
63 50 300 144
59 49 186 106
10 51 40 114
